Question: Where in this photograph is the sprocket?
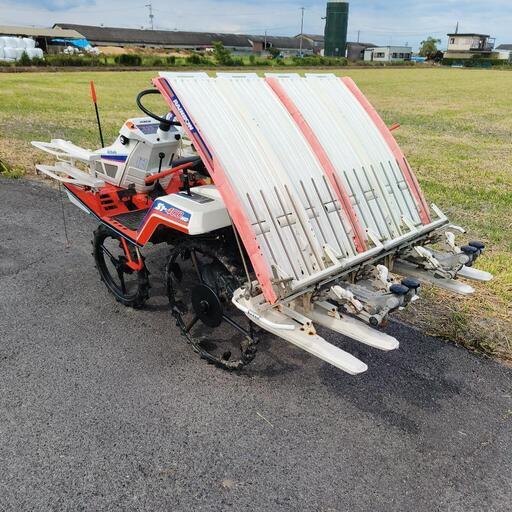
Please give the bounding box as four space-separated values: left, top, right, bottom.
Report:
165 239 258 370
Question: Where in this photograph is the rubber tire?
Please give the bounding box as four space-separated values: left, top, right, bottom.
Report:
92 224 150 308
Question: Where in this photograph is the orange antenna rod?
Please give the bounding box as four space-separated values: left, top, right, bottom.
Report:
90 80 104 147
90 80 97 103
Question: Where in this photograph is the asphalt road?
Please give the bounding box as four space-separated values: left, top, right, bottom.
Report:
1 177 511 511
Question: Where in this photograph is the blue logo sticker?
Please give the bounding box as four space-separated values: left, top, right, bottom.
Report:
152 200 191 225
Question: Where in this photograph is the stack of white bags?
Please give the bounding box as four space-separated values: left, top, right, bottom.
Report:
0 37 44 61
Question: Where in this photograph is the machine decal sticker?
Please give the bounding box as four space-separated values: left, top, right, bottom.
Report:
101 154 128 162
152 200 191 225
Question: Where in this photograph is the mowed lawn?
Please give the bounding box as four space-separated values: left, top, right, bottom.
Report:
0 68 511 359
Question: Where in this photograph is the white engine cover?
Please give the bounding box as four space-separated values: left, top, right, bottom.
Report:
91 117 182 193
154 185 232 235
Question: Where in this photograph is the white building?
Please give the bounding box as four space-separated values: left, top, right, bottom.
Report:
364 46 412 62
495 44 512 61
445 33 495 59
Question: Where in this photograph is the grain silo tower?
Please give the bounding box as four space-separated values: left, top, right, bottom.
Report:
324 1 349 57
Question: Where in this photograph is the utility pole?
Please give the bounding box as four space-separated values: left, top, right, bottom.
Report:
357 30 360 43
146 2 154 30
299 7 305 56
455 21 459 34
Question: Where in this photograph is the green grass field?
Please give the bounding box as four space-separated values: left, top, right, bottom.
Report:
1 68 510 359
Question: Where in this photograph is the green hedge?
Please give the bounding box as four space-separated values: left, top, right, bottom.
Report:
114 54 142 66
185 53 213 65
442 57 511 68
3 52 428 69
43 54 105 66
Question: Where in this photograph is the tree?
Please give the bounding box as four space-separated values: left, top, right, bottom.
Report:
419 36 441 57
268 46 281 59
212 41 233 65
18 51 32 66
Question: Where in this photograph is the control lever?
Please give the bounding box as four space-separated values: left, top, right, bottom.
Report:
180 167 192 196
144 161 194 185
158 152 165 174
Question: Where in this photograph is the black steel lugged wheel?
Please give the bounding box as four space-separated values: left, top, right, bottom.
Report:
93 224 150 308
166 241 258 370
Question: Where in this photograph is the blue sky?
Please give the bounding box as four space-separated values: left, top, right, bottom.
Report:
5 1 512 49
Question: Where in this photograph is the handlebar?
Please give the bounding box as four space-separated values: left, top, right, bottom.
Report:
136 89 181 127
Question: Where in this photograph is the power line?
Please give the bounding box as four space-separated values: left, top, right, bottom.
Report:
145 2 154 30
